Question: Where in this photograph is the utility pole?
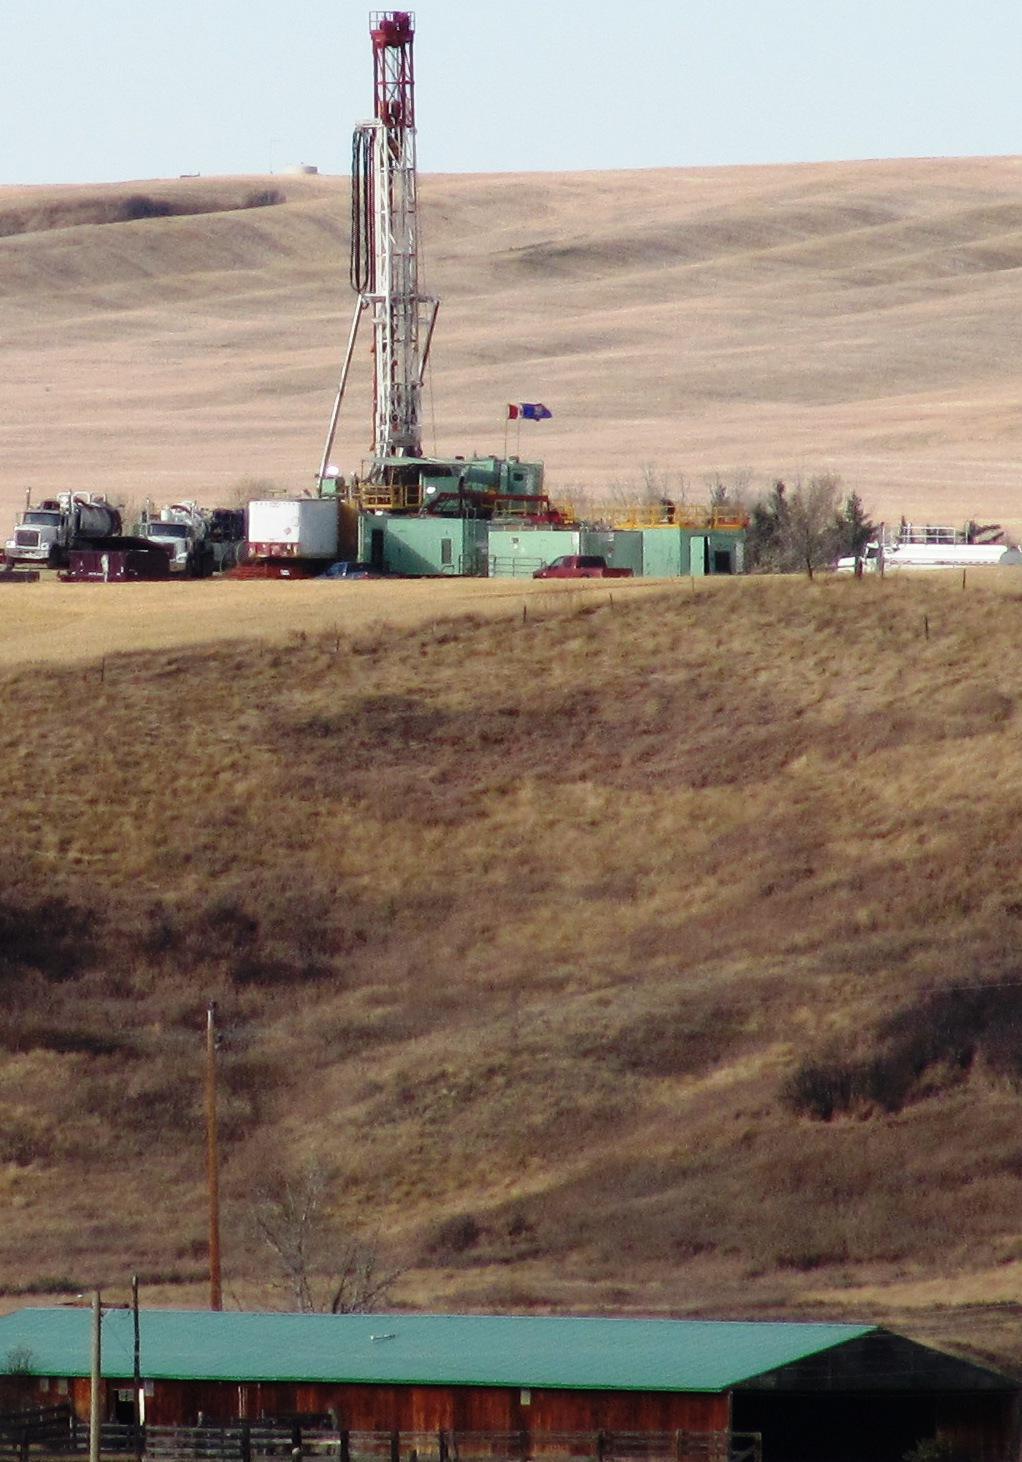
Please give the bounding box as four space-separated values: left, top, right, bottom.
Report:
89 1292 101 1462
206 1002 223 1310
131 1274 142 1462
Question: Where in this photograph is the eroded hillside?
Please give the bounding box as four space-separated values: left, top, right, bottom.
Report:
3 574 1022 1367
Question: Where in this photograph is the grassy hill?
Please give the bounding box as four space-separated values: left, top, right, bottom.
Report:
4 158 1022 530
4 571 1022 1370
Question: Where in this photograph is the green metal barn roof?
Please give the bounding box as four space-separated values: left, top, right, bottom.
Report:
0 1309 875 1395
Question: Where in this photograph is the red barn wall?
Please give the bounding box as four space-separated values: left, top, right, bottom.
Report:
142 1380 728 1434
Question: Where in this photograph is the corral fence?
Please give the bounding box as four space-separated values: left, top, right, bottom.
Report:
0 1413 760 1462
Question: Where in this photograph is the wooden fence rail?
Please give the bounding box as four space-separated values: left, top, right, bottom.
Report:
0 1416 761 1462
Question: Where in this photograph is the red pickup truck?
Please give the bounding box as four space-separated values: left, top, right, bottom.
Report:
532 555 634 580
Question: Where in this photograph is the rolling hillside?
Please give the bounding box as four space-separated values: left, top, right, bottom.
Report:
2 157 1022 532
4 572 1022 1371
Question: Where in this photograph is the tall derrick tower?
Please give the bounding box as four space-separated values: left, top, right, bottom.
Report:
318 11 438 496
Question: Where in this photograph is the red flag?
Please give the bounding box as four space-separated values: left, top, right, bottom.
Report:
507 404 520 420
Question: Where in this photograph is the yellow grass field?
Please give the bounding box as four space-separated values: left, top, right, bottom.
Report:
0 576 670 667
4 157 1022 538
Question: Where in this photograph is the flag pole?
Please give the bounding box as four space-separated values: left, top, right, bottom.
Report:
504 409 509 459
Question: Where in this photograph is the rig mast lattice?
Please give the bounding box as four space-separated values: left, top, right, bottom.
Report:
318 10 438 487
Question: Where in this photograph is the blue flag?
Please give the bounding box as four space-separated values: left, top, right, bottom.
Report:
508 402 552 421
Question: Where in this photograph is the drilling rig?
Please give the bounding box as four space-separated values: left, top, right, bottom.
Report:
317 11 438 507
316 11 551 520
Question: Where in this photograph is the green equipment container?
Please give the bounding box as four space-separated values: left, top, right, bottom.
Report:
358 515 489 576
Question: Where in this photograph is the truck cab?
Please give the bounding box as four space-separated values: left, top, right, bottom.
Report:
532 555 634 579
5 506 66 565
138 520 196 572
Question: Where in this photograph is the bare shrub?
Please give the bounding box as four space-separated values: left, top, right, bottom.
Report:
425 1212 482 1260
244 188 285 209
248 1157 403 1313
118 194 174 222
0 896 95 980
0 1345 37 1407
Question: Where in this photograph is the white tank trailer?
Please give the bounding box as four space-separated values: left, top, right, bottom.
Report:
246 499 340 563
837 529 1022 573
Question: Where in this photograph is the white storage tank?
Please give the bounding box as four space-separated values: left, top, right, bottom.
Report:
247 499 339 560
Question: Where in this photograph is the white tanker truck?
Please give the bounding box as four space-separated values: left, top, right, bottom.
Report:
136 501 246 575
4 492 122 567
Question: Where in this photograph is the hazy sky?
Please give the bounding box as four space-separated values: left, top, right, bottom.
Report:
3 0 1020 185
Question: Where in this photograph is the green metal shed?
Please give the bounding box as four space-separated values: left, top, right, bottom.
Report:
359 516 488 576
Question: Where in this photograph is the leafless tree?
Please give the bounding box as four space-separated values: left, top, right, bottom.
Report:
785 474 843 579
703 469 752 513
747 474 843 577
250 1159 403 1314
0 1346 37 1408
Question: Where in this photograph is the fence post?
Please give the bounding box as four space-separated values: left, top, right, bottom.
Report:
339 1433 350 1462
438 1432 448 1462
389 1431 400 1462
596 1432 606 1462
240 1422 251 1462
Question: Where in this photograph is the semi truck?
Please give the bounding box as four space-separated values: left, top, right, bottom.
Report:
136 502 245 576
4 493 122 568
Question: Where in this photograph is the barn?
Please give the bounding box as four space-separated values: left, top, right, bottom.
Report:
0 1309 1015 1462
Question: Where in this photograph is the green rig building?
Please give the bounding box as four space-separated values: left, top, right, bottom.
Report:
323 454 746 579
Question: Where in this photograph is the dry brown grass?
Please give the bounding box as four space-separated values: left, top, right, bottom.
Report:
4 572 1022 1370
5 159 1022 534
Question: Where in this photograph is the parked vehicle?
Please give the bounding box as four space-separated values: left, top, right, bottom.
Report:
235 499 342 577
532 555 634 580
836 538 1022 573
136 502 245 576
321 560 384 579
4 493 122 567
